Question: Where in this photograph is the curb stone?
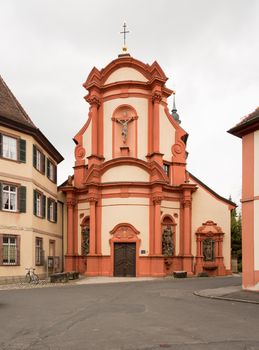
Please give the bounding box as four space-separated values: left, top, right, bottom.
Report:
194 286 259 305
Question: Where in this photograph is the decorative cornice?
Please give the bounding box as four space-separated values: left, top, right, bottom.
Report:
196 220 224 236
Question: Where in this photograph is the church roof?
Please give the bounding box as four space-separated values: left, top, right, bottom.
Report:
0 75 63 163
228 107 259 138
189 172 236 208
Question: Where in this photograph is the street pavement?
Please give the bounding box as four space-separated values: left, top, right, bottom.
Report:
0 276 259 350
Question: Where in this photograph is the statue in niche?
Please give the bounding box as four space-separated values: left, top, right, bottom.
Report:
203 238 215 261
81 227 90 256
113 111 136 144
162 226 174 256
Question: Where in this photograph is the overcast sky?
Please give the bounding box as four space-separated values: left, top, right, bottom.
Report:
1 0 259 207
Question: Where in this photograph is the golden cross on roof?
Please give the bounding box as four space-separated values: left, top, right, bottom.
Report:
120 22 129 52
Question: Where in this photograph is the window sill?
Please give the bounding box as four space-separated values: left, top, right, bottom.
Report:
1 209 19 213
33 166 45 175
47 176 57 184
0 156 19 163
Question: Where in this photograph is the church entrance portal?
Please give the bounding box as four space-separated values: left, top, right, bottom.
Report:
114 243 136 277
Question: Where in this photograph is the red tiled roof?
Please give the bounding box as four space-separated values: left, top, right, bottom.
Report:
0 75 63 163
228 107 259 138
235 107 259 127
0 75 36 128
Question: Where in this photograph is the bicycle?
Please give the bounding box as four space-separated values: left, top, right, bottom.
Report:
25 267 39 284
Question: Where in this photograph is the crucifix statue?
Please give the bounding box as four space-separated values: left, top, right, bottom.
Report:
113 111 136 144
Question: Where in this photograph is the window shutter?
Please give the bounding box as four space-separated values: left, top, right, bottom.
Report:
33 145 37 168
42 195 46 218
54 165 57 184
19 139 26 163
0 133 2 157
42 154 46 174
16 235 21 265
47 159 50 178
41 248 45 266
0 234 3 265
0 183 2 211
47 198 50 221
54 201 58 223
33 190 37 216
19 186 26 213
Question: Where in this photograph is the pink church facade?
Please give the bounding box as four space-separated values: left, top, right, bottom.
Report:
60 54 234 277
229 108 259 290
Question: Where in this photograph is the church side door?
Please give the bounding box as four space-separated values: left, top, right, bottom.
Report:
114 243 136 277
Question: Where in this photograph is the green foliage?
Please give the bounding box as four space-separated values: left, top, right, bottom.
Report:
230 196 242 272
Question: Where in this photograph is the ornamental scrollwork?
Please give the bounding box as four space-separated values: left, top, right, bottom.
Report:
181 199 191 208
152 92 162 103
87 95 101 108
66 199 77 208
75 145 86 160
172 142 184 155
152 196 163 204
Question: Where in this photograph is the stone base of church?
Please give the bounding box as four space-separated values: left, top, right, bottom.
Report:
194 256 227 277
64 254 220 277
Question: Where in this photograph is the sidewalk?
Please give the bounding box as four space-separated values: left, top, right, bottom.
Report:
195 285 259 304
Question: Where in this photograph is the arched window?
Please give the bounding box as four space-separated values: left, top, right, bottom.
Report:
81 217 90 256
161 215 175 256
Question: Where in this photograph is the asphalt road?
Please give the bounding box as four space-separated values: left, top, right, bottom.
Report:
0 276 258 350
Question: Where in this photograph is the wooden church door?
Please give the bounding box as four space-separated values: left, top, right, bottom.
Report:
114 243 136 277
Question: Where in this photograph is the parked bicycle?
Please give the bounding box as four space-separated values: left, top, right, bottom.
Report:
25 267 39 284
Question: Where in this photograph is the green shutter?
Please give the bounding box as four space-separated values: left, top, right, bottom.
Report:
33 190 37 216
33 145 37 168
0 183 2 210
19 139 26 163
54 165 57 184
42 154 45 174
42 195 46 218
54 202 58 222
0 234 3 265
19 186 26 213
47 159 50 178
16 235 21 265
0 134 2 157
47 198 50 221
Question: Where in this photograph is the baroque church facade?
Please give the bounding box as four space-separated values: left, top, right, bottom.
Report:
61 53 235 277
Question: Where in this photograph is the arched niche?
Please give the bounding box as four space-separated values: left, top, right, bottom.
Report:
111 105 138 158
81 216 90 256
161 215 176 257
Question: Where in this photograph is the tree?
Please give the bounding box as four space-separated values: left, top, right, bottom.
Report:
230 196 242 271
